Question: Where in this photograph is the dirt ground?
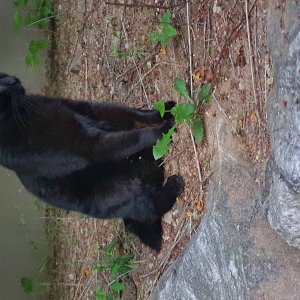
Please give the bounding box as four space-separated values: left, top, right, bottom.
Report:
45 0 271 299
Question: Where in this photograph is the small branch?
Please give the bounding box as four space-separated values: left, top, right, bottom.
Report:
105 1 181 10
120 17 151 108
213 0 258 74
244 0 261 123
186 0 203 192
186 0 193 98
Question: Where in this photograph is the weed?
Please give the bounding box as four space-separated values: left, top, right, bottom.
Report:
13 0 55 67
149 11 178 48
153 79 213 160
94 240 134 300
111 29 147 58
21 276 33 294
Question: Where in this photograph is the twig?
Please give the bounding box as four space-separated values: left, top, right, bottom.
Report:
186 0 193 97
105 1 181 10
120 17 151 108
67 3 95 76
213 0 258 74
185 0 203 192
244 0 261 123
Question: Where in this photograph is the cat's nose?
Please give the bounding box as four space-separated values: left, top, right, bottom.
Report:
0 73 17 86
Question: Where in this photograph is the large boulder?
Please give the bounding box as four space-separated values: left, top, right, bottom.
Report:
154 119 300 299
154 2 300 298
266 0 300 249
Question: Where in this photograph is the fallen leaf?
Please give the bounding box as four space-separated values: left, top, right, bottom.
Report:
235 45 247 67
159 47 167 56
193 66 213 83
82 267 92 277
186 211 193 217
196 198 204 212
250 111 258 122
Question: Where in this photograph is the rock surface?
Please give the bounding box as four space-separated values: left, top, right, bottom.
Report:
154 2 300 299
266 1 300 249
154 118 300 300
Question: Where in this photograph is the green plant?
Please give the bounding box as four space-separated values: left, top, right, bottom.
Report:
21 276 33 294
94 240 134 300
111 30 147 58
13 0 55 67
153 79 213 160
150 11 178 48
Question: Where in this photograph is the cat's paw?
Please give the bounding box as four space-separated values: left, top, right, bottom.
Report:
164 100 176 111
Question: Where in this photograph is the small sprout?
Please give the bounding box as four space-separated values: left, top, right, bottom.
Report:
150 11 178 48
191 116 204 142
12 0 54 67
198 83 213 104
94 239 134 299
174 78 191 100
21 277 33 294
153 78 213 159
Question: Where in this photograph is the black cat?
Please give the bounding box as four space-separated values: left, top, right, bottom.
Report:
0 73 184 251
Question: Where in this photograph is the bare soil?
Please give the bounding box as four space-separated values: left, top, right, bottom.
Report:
45 1 271 299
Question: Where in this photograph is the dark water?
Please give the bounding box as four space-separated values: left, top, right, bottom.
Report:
0 1 48 299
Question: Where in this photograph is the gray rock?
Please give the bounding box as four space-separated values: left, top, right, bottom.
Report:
154 2 300 299
266 1 300 249
154 120 300 300
267 162 300 248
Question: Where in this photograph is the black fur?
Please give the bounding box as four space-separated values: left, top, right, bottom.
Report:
0 73 184 251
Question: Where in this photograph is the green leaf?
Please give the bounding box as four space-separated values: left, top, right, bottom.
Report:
20 277 33 294
110 282 125 293
24 13 39 26
160 25 177 47
41 6 54 17
33 39 50 49
94 264 107 273
191 116 204 142
154 100 165 118
171 103 196 124
35 0 44 9
95 286 107 300
198 83 212 103
104 240 118 256
152 126 175 160
25 52 39 67
36 19 50 29
14 0 28 8
149 32 159 43
174 78 190 100
110 255 133 277
160 11 172 26
29 41 38 55
13 11 22 28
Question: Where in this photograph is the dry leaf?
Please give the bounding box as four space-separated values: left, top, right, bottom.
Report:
82 267 92 277
159 47 167 56
196 199 204 212
250 111 258 122
186 211 193 217
193 66 213 83
238 118 244 128
235 45 247 67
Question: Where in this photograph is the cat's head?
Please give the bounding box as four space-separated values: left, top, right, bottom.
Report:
0 73 25 109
